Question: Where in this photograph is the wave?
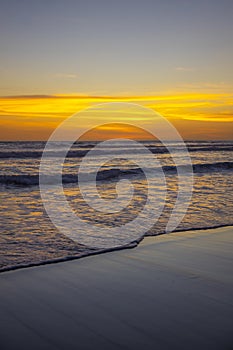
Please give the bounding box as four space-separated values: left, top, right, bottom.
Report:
0 162 232 186
0 145 233 159
0 150 88 159
0 224 232 273
0 168 123 186
165 161 233 173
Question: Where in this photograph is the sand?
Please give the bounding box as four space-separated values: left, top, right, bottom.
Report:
0 226 233 350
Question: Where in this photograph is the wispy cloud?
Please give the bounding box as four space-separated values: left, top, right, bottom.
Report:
1 93 233 140
176 82 233 91
175 67 195 72
54 73 77 79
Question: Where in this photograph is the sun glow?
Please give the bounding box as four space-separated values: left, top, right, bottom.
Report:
0 93 233 140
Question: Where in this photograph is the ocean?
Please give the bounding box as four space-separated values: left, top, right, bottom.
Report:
0 140 233 271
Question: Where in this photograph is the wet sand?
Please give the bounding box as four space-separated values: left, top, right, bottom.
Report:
0 226 233 350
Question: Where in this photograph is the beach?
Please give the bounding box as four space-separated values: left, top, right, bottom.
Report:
1 226 232 350
1 1 233 349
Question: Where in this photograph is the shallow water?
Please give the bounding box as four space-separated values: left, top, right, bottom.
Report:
0 141 233 270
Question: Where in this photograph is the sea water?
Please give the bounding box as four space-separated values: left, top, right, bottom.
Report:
0 141 232 270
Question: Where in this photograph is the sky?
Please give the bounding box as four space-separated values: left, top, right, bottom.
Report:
0 0 233 140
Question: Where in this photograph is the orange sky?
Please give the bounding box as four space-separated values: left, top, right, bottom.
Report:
1 1 233 141
0 93 233 140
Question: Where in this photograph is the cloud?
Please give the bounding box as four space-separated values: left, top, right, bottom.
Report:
175 67 195 72
1 95 56 99
1 93 233 140
54 73 77 79
176 82 233 91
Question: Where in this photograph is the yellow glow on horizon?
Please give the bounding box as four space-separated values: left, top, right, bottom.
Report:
0 93 232 140
80 123 155 141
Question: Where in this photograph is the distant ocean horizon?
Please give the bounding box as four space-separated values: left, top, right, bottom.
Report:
0 140 233 271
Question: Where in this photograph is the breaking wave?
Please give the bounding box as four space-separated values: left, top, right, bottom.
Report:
1 162 232 186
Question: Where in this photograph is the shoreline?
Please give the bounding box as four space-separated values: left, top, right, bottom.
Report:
1 223 232 274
